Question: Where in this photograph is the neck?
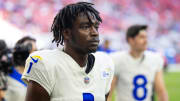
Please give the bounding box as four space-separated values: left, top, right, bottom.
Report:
130 49 143 59
15 66 24 74
63 46 88 67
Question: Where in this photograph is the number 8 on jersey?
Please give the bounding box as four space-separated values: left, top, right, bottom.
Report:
133 74 148 100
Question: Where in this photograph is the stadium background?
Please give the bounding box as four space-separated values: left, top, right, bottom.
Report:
0 0 180 101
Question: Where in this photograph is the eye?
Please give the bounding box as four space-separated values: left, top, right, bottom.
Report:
95 26 99 30
81 25 90 30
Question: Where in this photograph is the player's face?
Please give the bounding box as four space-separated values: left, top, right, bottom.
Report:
130 30 147 52
70 12 100 54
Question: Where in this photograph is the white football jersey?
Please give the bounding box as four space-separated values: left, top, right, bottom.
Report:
22 49 114 101
110 51 164 101
5 68 27 101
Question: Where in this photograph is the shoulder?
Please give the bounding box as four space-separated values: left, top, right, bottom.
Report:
25 49 62 72
28 48 63 63
110 51 127 59
144 51 164 65
29 49 58 59
145 51 163 61
94 51 111 59
109 51 127 64
93 51 113 64
93 51 114 70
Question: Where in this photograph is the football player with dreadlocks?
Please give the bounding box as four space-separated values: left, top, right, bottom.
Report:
22 2 114 101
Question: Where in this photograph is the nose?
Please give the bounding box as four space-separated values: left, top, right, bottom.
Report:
90 26 99 36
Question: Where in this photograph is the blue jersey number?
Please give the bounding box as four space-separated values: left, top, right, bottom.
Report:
83 93 94 101
27 56 40 74
133 74 148 100
27 62 33 74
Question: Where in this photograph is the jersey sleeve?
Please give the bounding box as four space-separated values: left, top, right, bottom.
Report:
21 52 54 95
105 55 115 94
156 54 164 72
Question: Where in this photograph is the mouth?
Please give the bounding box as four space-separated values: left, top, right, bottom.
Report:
89 40 99 45
90 42 99 46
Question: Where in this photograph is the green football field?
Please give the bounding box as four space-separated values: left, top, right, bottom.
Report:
160 72 180 101
111 72 180 101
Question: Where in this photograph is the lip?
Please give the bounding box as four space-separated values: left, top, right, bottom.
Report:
89 39 99 42
90 42 99 45
89 40 99 45
89 40 99 43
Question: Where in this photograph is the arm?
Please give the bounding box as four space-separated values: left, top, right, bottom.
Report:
25 80 50 101
154 70 168 101
105 92 109 101
0 90 4 101
107 76 118 101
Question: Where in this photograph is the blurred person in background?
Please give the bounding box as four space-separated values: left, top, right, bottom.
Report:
21 2 114 101
0 40 13 101
98 39 115 54
4 36 37 101
108 25 168 101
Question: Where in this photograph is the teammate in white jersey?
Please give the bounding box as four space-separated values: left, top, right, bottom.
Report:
22 2 114 101
108 25 168 101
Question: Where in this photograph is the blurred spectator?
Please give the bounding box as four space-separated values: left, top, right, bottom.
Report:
0 40 6 101
0 0 179 34
98 39 115 53
4 36 37 101
0 40 12 101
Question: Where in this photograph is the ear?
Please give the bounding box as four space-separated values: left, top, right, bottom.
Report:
128 38 134 45
63 29 71 41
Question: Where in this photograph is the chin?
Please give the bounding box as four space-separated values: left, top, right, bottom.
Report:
88 49 97 53
87 47 97 53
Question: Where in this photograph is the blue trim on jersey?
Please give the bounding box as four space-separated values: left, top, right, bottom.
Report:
9 67 27 87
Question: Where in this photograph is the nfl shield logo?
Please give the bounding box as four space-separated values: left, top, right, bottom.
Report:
84 76 90 84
